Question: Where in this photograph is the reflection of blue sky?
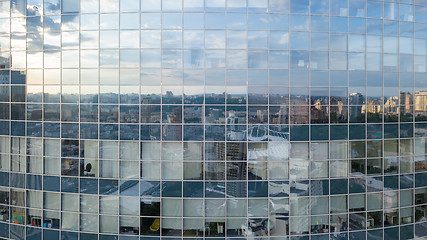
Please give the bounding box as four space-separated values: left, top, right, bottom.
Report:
268 0 288 12
44 0 60 15
120 13 139 29
26 0 41 15
227 13 246 29
43 16 61 31
44 32 61 50
248 31 268 49
62 15 79 31
248 14 268 29
162 13 181 29
81 31 99 48
81 14 98 30
26 16 42 32
11 0 25 16
21 13 63 54
62 0 79 13
228 31 246 49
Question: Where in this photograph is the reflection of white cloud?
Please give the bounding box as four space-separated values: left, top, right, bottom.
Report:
43 15 61 31
62 51 79 68
141 30 161 48
183 31 203 48
43 0 60 15
11 18 26 32
26 16 43 32
100 69 119 85
100 50 118 68
162 50 183 68
44 51 60 68
62 15 79 31
206 31 225 49
81 69 99 85
62 32 79 49
62 69 79 84
81 0 99 13
229 22 245 28
81 31 99 49
348 35 365 52
27 52 43 68
248 0 268 9
269 0 289 12
400 37 413 54
81 14 99 30
184 0 203 9
44 69 60 84
11 33 26 49
163 0 182 11
100 13 118 29
100 0 119 13
162 69 182 85
205 50 226 68
0 19 10 34
141 13 160 29
11 52 26 69
291 18 309 31
44 32 61 49
383 37 398 54
120 69 140 85
278 33 289 45
120 49 139 68
183 69 204 84
228 31 247 49
81 50 99 68
162 30 182 48
260 17 268 23
141 50 161 68
120 30 140 48
0 1 10 18
415 56 427 72
11 0 26 16
26 70 43 84
206 0 225 8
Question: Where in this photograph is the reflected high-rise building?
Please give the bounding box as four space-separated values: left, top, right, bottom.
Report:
1 0 427 239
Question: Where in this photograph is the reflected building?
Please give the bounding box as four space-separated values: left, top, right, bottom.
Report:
415 91 427 112
1 0 427 239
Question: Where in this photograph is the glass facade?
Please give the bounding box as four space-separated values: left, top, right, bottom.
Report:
0 0 427 239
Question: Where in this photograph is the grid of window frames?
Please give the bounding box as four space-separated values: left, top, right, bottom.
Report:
0 0 427 239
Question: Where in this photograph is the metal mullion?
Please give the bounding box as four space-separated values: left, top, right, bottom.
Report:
181 2 184 233
116 0 121 235
202 2 207 238
137 0 142 234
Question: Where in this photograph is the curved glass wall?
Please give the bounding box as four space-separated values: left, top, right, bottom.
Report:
0 0 427 239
